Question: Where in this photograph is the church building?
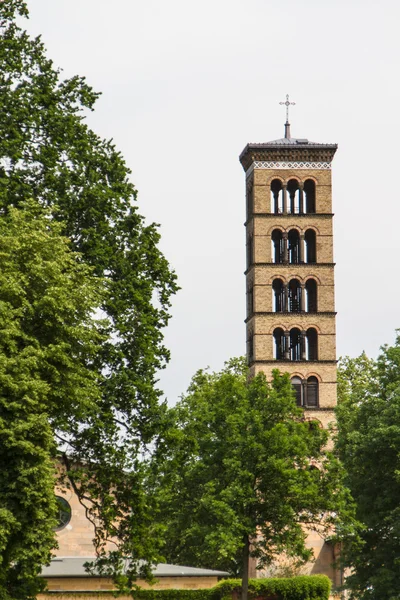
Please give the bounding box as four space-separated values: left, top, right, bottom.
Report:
239 97 340 584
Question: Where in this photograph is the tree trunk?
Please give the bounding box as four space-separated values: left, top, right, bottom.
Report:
241 534 250 600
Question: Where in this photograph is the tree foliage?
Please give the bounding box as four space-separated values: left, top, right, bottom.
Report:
0 0 178 593
0 201 108 599
131 575 332 600
337 340 400 600
154 358 354 600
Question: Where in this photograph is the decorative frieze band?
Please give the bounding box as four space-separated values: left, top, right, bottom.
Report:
246 160 332 178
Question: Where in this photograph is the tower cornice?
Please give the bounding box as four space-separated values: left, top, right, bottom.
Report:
239 143 337 172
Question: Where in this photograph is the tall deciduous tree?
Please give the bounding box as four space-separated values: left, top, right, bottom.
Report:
154 358 354 600
336 342 400 600
0 201 108 600
0 0 178 592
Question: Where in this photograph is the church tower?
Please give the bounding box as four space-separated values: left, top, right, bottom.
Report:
239 98 337 432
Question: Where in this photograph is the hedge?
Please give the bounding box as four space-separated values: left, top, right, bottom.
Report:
133 575 331 600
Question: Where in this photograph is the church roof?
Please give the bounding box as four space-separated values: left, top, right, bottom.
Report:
41 557 229 578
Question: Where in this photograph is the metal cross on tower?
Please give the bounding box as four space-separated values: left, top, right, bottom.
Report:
279 94 296 124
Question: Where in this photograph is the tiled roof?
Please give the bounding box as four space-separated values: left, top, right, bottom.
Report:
245 138 337 148
41 557 229 578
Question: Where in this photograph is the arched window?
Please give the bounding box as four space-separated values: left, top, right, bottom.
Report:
287 179 300 214
290 328 302 361
291 376 302 406
272 279 285 312
306 376 319 407
291 376 319 407
54 496 72 531
304 179 316 213
288 229 300 264
271 229 284 264
306 328 318 361
288 279 302 313
273 328 285 360
271 179 283 214
304 229 316 264
305 279 317 312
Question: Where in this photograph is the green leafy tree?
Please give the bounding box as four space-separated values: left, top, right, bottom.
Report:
154 358 355 600
0 200 108 599
336 341 400 600
0 0 178 591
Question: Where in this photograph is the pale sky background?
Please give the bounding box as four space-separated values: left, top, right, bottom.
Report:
25 0 400 403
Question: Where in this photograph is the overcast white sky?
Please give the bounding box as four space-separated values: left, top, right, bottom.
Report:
25 0 400 403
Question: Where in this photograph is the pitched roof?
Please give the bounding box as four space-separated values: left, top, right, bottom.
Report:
41 557 229 578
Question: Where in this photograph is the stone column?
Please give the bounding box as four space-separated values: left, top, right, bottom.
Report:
301 379 307 406
282 183 288 214
284 330 290 361
300 283 306 312
283 232 288 264
284 283 289 312
301 330 307 360
299 182 304 214
299 233 305 263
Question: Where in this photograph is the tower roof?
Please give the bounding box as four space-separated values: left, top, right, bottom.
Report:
239 137 338 172
259 137 337 147
240 96 337 170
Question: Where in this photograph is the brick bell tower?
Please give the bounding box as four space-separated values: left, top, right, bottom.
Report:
239 97 338 431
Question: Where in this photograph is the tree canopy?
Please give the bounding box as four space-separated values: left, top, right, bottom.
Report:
0 0 178 594
154 358 355 600
336 340 400 600
0 201 109 599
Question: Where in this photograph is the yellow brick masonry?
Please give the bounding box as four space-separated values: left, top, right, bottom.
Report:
38 575 221 597
240 138 340 593
251 266 335 313
252 169 333 214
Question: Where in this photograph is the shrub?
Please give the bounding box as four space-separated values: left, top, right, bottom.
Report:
133 575 331 600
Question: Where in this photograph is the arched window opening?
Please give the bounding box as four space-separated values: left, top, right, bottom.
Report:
291 376 302 406
288 229 300 264
290 328 302 361
288 279 302 313
272 279 285 313
306 376 319 407
271 229 284 264
291 377 319 408
270 179 283 214
273 328 285 360
304 179 316 213
307 462 320 471
306 328 318 361
304 229 316 264
305 279 317 312
287 179 300 214
247 234 253 268
54 496 72 531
